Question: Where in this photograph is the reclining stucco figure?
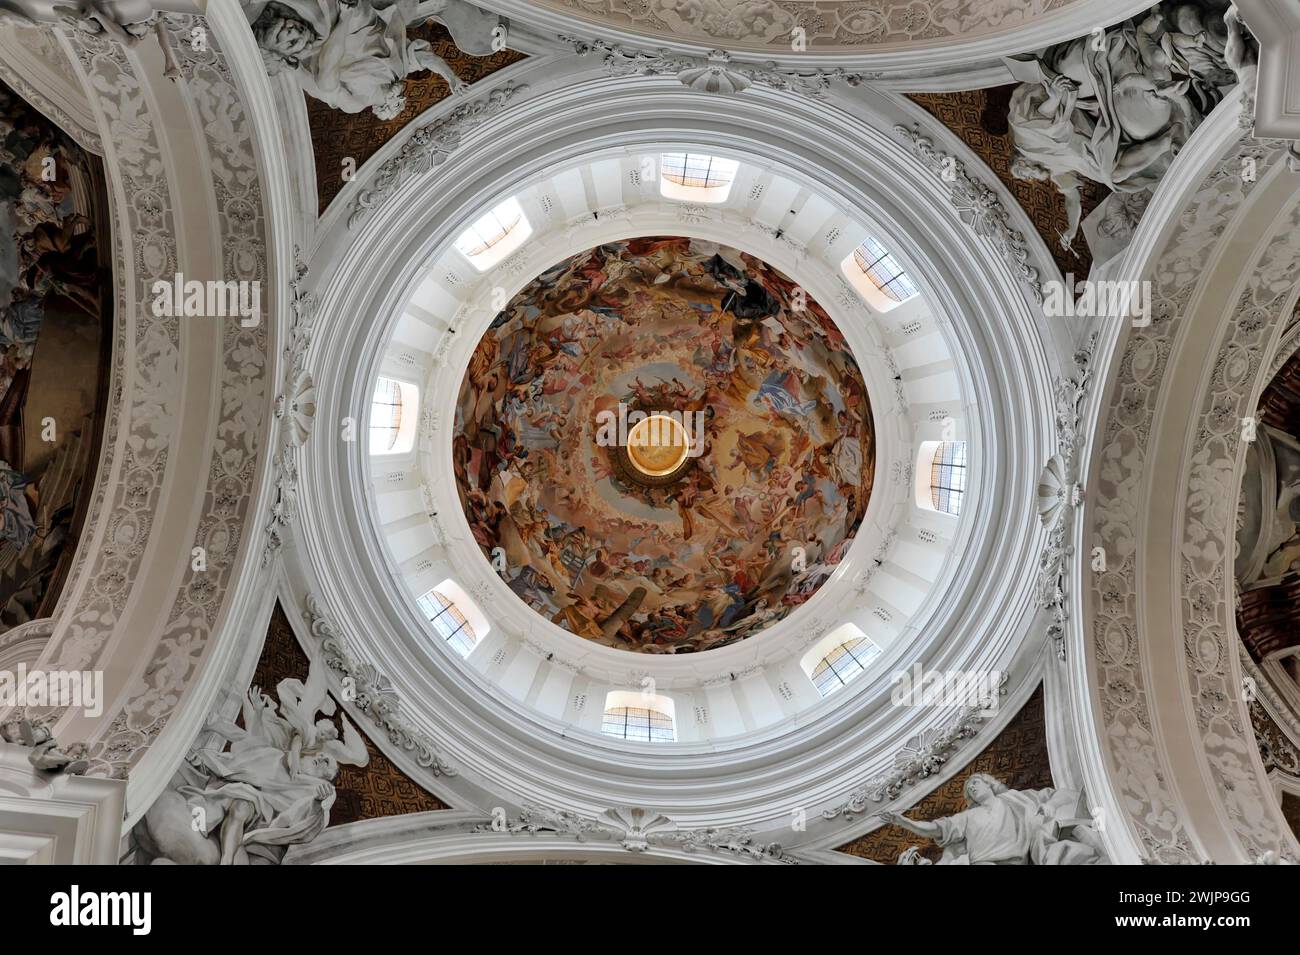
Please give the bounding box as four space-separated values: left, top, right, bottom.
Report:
246 0 499 119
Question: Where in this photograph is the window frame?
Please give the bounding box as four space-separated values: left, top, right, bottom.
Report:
453 196 533 271
599 690 677 742
658 152 740 204
369 376 420 457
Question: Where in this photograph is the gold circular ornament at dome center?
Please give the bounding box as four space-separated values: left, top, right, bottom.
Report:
626 414 691 476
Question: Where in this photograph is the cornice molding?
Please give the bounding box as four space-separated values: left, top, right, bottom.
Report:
1237 0 1300 140
821 672 1008 818
894 122 1042 305
348 82 530 229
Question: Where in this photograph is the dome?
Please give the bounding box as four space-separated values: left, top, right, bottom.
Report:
453 236 875 653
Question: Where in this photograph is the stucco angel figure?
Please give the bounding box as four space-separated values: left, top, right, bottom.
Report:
1004 0 1242 250
246 0 498 118
877 773 1109 865
133 664 369 864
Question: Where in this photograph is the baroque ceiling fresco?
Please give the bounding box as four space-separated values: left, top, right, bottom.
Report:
0 79 108 633
454 236 875 653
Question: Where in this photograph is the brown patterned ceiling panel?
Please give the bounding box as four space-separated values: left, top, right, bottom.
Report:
908 88 1108 281
1238 342 1300 662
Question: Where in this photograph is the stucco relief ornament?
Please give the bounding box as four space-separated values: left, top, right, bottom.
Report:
264 252 318 564
565 36 877 98
893 124 1042 304
132 662 370 864
0 716 89 774
1035 334 1095 658
419 483 450 546
474 803 610 839
479 804 796 861
348 82 529 228
432 320 458 367
880 773 1109 864
853 530 897 595
823 675 1007 818
418 404 439 440
304 594 458 776
244 0 502 117
1004 0 1248 249
676 49 752 94
600 806 675 851
676 202 711 225
657 824 797 863
276 372 316 447
0 0 181 77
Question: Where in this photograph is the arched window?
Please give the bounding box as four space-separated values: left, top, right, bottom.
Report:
659 152 739 203
851 235 919 303
415 585 481 657
369 376 419 455
454 196 532 271
841 234 919 312
799 624 879 699
927 440 967 516
600 691 676 742
809 637 879 698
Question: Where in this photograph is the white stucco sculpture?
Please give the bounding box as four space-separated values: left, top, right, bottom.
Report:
133 664 369 864
877 773 1109 864
245 0 500 119
0 0 181 77
1004 0 1244 250
0 716 89 774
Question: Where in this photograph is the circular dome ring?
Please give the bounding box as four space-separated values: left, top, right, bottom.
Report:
295 72 1057 827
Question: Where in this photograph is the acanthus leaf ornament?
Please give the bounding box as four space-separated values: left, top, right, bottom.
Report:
893 124 1043 304
476 804 798 862
1035 333 1096 659
822 673 1008 818
566 37 877 98
264 250 318 566
349 83 530 229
